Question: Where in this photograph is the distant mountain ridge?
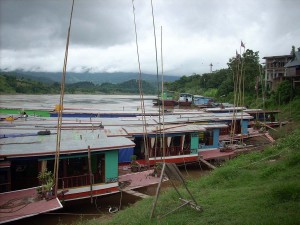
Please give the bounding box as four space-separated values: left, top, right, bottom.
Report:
0 70 179 84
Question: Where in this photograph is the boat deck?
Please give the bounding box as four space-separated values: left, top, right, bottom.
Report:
199 149 235 161
118 169 165 191
0 187 62 224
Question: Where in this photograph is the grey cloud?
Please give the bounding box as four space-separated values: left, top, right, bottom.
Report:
0 0 300 75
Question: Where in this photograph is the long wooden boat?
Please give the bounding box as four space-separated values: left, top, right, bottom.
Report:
0 130 135 201
103 123 232 166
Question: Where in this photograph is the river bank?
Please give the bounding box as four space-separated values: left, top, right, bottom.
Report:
85 126 300 225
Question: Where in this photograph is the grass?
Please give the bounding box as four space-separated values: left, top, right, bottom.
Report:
0 108 50 117
87 128 300 225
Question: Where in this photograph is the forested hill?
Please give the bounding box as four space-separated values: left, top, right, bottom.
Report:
0 70 178 84
165 49 298 108
0 74 158 95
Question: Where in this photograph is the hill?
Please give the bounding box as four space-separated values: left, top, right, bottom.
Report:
0 70 179 85
0 74 157 95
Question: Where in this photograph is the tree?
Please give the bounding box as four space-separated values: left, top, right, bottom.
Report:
273 80 294 104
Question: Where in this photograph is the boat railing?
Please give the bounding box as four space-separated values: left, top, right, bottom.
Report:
150 145 191 157
59 174 94 189
0 182 11 192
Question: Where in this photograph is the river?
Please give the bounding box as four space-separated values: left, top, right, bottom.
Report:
0 94 156 111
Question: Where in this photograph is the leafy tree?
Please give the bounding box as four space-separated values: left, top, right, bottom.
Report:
272 80 294 104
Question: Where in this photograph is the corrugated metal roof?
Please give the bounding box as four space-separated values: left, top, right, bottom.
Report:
103 127 128 136
205 107 246 112
203 124 228 129
0 130 135 158
123 124 206 135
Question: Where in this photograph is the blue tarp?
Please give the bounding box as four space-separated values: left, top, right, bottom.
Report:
118 147 134 163
0 133 55 139
0 133 38 138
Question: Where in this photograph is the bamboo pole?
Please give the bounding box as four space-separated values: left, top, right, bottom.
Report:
88 145 93 204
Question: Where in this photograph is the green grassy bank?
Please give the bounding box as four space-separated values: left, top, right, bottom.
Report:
72 126 300 225
0 108 50 117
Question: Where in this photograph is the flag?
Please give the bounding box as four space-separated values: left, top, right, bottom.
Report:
241 41 245 48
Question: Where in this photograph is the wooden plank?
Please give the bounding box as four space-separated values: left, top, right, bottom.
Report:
88 145 93 204
198 158 216 169
123 189 150 199
264 133 275 143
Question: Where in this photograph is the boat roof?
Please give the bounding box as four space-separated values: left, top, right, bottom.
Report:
205 107 246 112
193 95 212 99
244 109 280 113
102 122 229 137
0 130 135 158
179 93 193 95
123 124 206 135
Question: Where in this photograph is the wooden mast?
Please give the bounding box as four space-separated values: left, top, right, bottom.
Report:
53 0 75 197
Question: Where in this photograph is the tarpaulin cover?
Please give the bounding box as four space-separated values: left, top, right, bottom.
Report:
118 147 134 163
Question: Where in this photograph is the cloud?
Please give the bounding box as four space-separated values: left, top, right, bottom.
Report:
0 0 300 76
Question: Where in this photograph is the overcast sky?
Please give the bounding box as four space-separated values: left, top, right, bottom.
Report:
0 0 299 76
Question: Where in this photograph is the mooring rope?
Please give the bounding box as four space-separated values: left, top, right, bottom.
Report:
131 0 150 165
160 26 166 161
150 0 164 162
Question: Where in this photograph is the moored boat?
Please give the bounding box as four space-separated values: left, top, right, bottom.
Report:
153 90 178 107
193 95 214 108
0 130 135 201
178 93 193 107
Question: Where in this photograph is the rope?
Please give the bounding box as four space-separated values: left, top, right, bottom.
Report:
182 157 190 177
150 0 163 162
131 0 149 166
54 0 75 196
94 196 101 212
161 26 166 162
119 190 123 210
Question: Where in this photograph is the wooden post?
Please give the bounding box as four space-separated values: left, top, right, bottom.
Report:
88 145 93 204
150 163 166 218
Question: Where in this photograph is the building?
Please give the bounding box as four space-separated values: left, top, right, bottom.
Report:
284 50 300 91
263 54 292 91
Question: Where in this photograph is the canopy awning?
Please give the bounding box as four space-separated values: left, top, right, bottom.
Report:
0 187 62 224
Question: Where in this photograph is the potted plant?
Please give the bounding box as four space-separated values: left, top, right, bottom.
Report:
130 155 140 172
37 169 54 200
153 162 162 177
